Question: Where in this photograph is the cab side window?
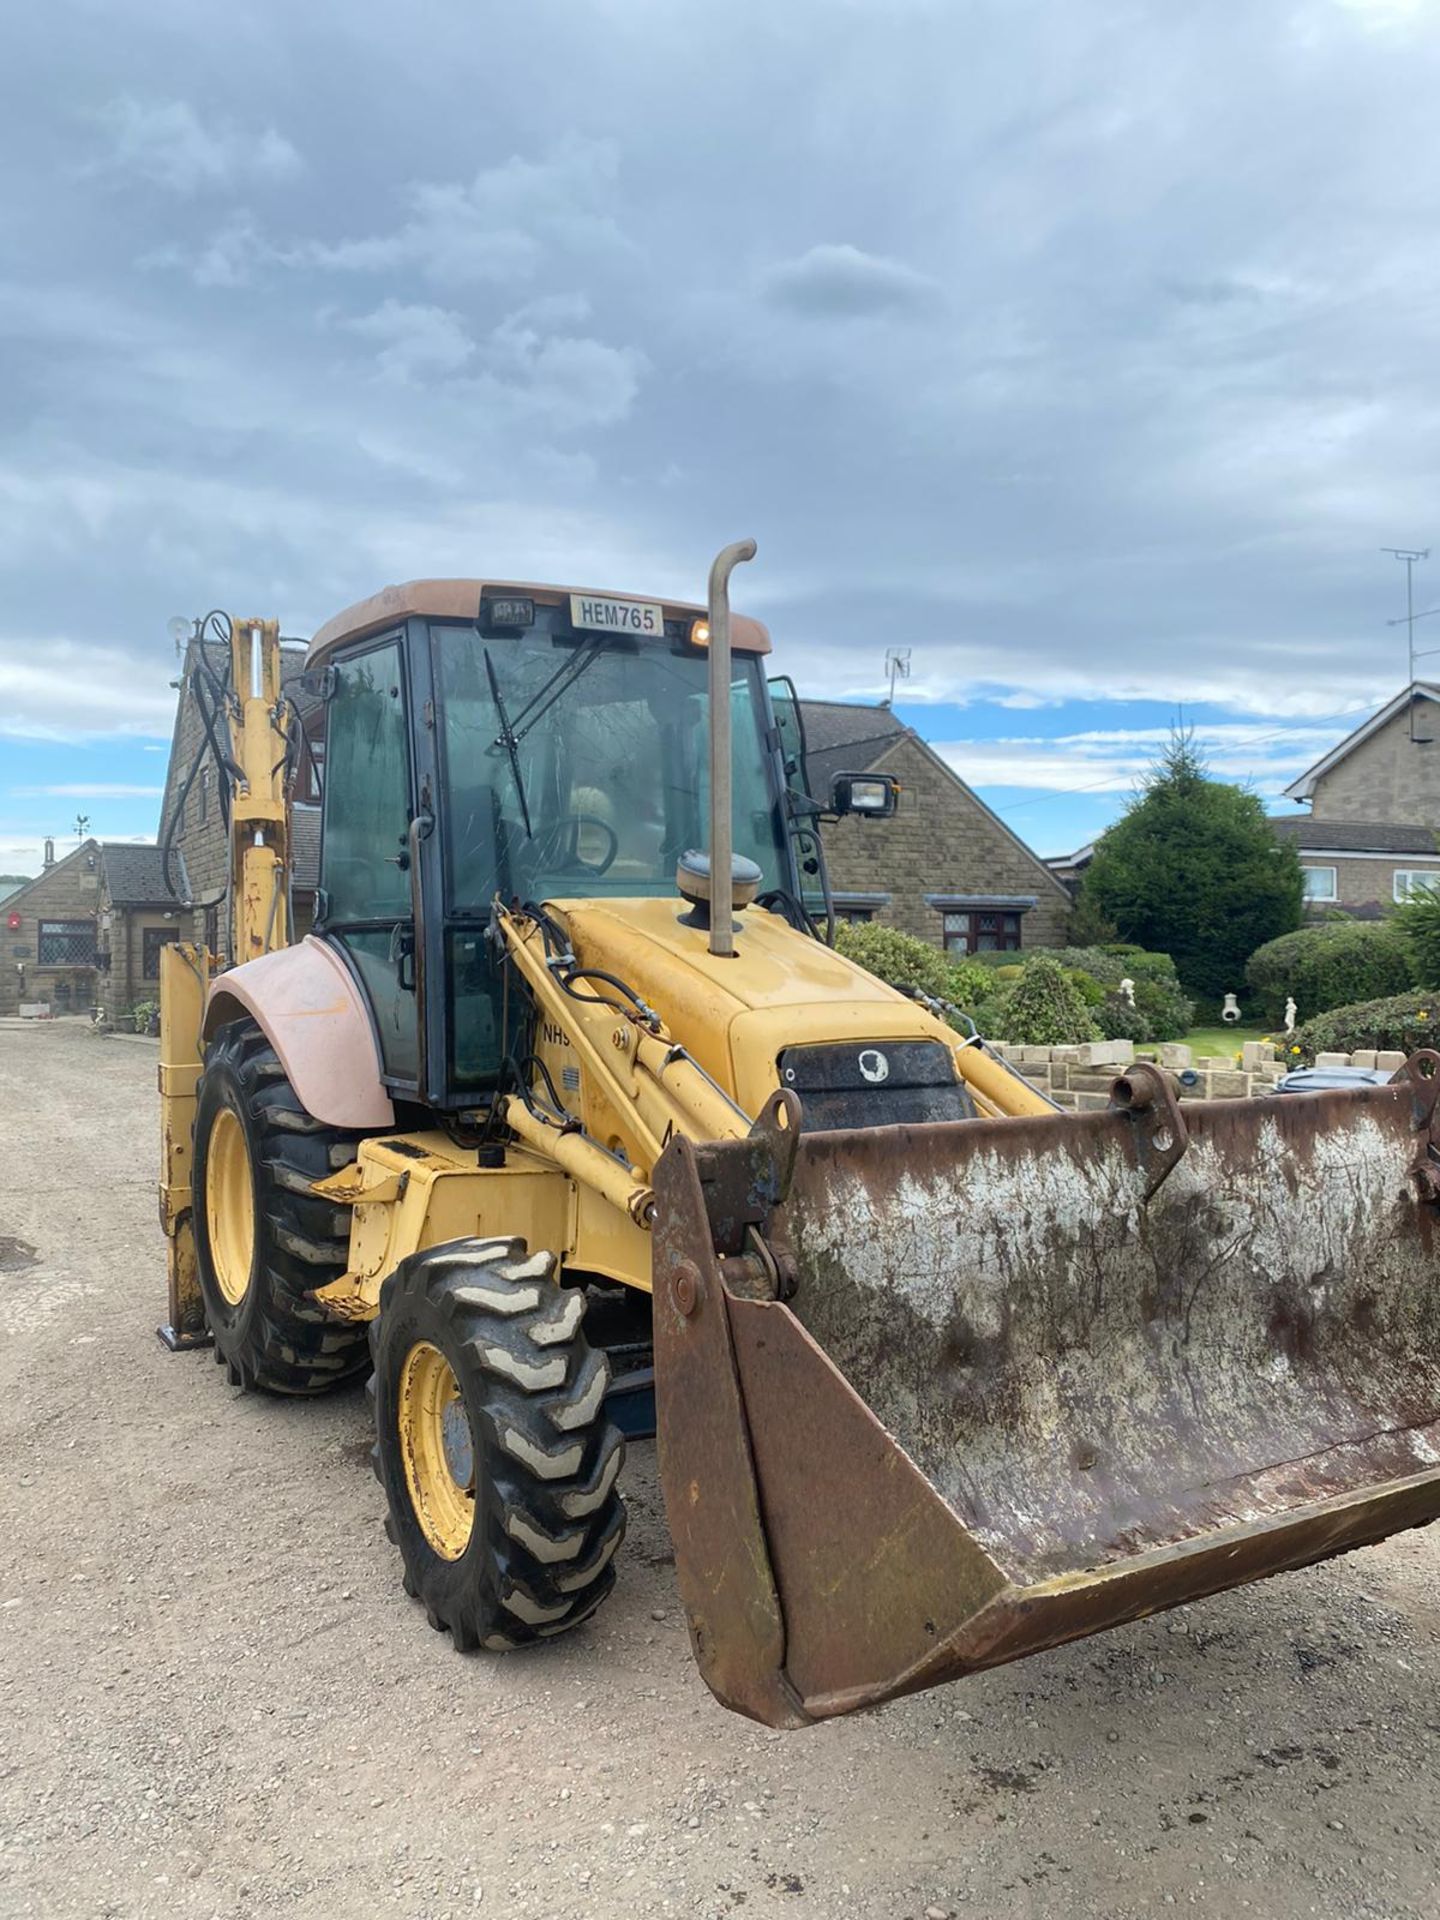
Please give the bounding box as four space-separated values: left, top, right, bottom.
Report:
320 638 418 1081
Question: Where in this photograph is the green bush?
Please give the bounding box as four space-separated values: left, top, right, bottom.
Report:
993 955 1102 1046
1098 993 1152 1043
1129 973 1194 1041
1245 921 1416 1026
1291 990 1440 1062
969 945 1191 1038
1393 885 1440 987
971 945 1125 981
968 995 1009 1037
832 921 988 1018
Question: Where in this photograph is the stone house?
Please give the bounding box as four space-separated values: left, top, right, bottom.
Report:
0 838 104 1017
0 837 211 1023
96 845 185 1024
799 700 1072 952
1278 682 1440 915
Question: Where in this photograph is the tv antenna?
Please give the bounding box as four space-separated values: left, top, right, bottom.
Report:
1383 547 1435 744
883 648 911 708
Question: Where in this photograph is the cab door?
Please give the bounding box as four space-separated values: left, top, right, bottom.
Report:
316 634 420 1085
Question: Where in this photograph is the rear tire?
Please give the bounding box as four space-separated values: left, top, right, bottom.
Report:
370 1238 626 1650
192 1017 369 1394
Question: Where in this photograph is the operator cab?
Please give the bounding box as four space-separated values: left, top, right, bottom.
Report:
301 580 811 1109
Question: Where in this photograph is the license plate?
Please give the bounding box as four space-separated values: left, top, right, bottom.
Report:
569 593 666 637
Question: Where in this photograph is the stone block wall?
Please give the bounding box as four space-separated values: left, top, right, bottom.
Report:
990 1037 1293 1106
101 908 180 1026
822 733 1072 950
1308 696 1440 827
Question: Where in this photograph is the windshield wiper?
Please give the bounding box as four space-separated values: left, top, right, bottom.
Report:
483 647 533 840
503 633 612 746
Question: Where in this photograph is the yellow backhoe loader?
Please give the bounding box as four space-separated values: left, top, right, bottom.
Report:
158 544 1440 1727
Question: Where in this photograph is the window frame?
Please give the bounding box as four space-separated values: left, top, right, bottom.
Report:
38 918 98 967
313 626 421 1097
940 908 1023 955
315 629 415 934
1300 865 1338 902
1393 868 1440 902
143 926 179 980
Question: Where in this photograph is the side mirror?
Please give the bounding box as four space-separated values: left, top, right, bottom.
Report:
830 772 899 819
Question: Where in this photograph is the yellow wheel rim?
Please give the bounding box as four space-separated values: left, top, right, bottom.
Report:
206 1105 255 1307
398 1342 476 1560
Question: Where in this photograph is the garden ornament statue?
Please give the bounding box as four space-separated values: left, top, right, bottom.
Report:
1119 977 1136 1008
1284 996 1297 1034
1221 992 1242 1025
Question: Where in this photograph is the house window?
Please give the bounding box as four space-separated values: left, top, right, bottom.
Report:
1394 869 1440 902
1301 866 1337 902
832 892 889 926
143 927 180 979
199 768 210 823
38 919 98 966
943 909 1022 954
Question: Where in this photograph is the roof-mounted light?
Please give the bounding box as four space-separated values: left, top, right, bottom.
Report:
478 594 535 632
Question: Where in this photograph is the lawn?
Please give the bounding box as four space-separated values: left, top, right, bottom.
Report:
1175 1024 1272 1060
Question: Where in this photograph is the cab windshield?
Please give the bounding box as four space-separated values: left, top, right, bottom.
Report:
432 614 786 911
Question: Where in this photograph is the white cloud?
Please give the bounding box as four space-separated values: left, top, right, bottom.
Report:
1334 0 1430 25
0 639 175 741
343 301 475 383
97 98 302 196
988 690 1060 710
307 135 627 288
476 313 644 431
10 784 165 799
764 243 939 317
143 212 273 289
330 296 645 427
0 830 153 870
933 721 1353 801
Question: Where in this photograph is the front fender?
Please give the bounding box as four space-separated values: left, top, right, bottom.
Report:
204 936 394 1130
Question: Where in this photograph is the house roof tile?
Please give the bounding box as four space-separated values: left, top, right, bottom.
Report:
1268 817 1440 856
798 700 908 799
100 843 175 905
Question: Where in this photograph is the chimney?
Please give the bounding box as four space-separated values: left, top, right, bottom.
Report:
43 837 54 870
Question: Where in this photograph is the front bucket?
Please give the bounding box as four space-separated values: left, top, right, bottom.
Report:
652 1061 1440 1727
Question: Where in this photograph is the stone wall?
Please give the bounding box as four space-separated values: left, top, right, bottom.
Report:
0 842 103 1017
992 1037 1296 1106
1309 696 1440 826
822 733 1072 950
101 908 180 1026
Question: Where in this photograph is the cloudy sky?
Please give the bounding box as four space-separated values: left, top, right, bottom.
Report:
2 0 1435 869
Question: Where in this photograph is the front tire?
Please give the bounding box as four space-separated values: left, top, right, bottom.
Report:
370 1238 626 1650
192 1017 369 1394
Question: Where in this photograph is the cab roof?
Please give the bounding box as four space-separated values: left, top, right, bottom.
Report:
308 578 772 664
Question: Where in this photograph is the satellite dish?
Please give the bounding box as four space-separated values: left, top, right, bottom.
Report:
167 615 190 655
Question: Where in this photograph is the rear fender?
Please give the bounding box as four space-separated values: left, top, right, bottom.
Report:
203 936 394 1130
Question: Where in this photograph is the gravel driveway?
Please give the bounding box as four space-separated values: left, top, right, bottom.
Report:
1 1023 1437 1919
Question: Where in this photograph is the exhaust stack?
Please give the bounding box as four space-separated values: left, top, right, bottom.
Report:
705 539 757 958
